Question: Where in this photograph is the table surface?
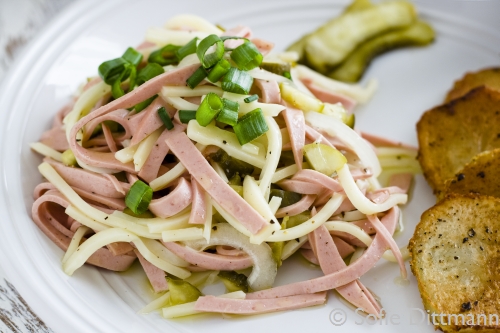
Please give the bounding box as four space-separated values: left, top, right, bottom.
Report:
0 0 499 332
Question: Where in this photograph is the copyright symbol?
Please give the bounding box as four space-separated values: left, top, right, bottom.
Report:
329 308 347 326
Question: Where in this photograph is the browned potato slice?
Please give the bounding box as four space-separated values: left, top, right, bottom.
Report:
409 194 500 333
443 148 500 199
417 86 500 195
445 67 500 102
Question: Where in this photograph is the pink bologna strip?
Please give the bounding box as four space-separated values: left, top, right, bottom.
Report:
194 292 327 315
165 132 267 234
246 207 399 299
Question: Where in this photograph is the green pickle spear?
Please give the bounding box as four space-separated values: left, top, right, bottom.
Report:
329 21 435 82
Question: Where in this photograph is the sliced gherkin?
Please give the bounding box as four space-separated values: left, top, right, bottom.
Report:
287 211 311 228
329 21 435 82
166 278 202 306
270 189 302 208
218 271 249 293
210 149 254 179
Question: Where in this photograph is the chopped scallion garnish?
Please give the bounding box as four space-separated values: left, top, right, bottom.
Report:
196 92 223 126
186 66 207 89
230 41 263 71
179 110 197 123
136 63 165 86
244 94 258 103
283 71 292 80
98 58 129 85
121 47 143 67
196 34 224 68
148 44 181 66
216 98 240 126
221 67 253 95
157 106 174 130
176 37 199 61
207 58 230 82
125 180 153 215
233 108 269 145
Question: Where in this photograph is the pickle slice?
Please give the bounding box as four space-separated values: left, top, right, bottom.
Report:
218 271 249 293
305 1 417 72
329 21 435 82
166 278 203 306
303 143 347 176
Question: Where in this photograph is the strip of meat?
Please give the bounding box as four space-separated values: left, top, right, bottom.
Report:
388 173 413 194
278 179 324 195
367 213 407 278
189 179 207 225
130 98 176 146
275 194 315 218
135 250 168 293
292 169 343 192
163 242 253 270
166 132 267 234
138 122 186 183
45 158 130 198
254 79 281 104
301 78 356 112
149 178 193 218
32 190 136 271
246 207 399 299
194 292 327 314
311 225 380 315
282 105 305 171
251 38 274 56
360 131 417 150
69 64 199 173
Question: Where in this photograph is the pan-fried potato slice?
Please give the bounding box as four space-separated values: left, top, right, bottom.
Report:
443 149 500 200
416 86 500 195
329 20 435 82
409 194 500 333
304 1 416 72
445 67 500 102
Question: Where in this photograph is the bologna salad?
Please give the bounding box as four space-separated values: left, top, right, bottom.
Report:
30 15 419 318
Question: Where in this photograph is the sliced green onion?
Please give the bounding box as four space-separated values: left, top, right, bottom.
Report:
233 108 269 145
244 94 258 103
283 71 292 80
98 58 129 85
125 180 153 215
135 96 156 112
186 66 207 89
196 92 223 126
176 37 199 61
230 41 263 71
179 110 197 123
148 44 181 66
122 47 143 67
111 77 125 99
221 67 253 95
110 64 136 99
216 98 239 126
158 106 174 130
137 63 165 86
196 34 224 68
207 58 230 82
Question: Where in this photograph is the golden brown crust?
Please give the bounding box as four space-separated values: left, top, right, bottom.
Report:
409 194 500 333
416 86 500 196
445 67 500 102
442 148 500 200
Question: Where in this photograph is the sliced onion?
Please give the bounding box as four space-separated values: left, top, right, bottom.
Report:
183 223 277 290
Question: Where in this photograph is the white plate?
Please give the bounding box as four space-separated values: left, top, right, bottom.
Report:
0 0 499 332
